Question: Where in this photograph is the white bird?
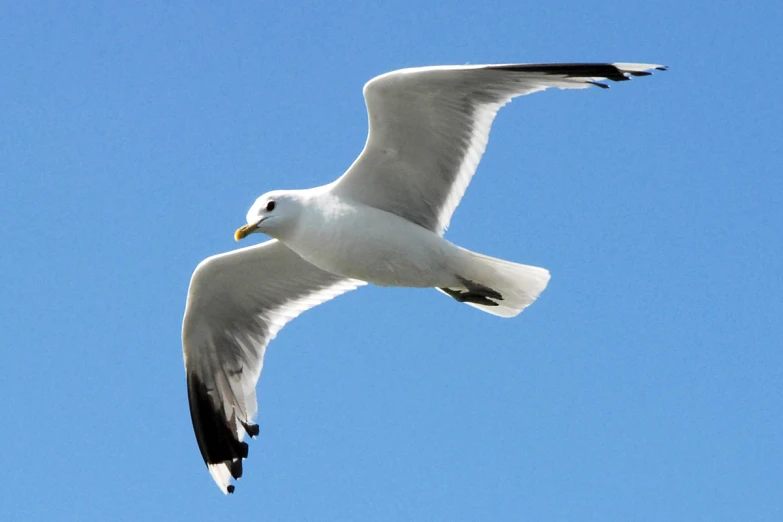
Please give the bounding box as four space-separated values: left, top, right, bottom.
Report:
182 62 666 493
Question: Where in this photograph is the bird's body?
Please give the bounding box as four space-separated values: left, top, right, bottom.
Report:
181 61 666 493
267 188 460 288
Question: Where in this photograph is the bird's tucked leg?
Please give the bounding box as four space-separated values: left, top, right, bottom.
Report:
440 276 504 307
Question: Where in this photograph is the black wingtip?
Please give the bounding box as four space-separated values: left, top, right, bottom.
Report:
187 373 249 464
490 63 632 82
227 485 235 494
187 372 256 491
489 63 666 85
656 65 669 71
230 459 243 480
242 422 260 438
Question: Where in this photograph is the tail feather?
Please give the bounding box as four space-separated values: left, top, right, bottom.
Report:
440 248 550 317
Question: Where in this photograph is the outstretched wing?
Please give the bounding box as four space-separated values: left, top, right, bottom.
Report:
182 239 365 493
333 62 665 235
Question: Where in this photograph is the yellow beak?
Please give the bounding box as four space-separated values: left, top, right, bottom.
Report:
234 224 256 242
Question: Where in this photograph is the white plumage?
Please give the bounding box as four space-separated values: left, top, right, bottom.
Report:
182 62 665 493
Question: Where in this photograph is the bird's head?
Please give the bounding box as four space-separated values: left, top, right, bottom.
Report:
234 190 302 241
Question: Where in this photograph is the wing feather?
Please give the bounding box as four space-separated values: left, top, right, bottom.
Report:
333 62 665 235
182 239 365 493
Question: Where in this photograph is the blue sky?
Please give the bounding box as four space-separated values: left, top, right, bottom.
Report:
2 1 782 520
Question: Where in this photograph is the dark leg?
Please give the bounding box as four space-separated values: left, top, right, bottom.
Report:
440 276 503 306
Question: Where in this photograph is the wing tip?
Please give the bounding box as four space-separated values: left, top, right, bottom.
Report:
188 372 257 494
590 63 667 89
208 462 237 494
612 62 668 74
488 62 667 88
242 421 260 437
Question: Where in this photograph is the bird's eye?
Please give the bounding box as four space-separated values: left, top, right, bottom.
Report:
266 201 275 212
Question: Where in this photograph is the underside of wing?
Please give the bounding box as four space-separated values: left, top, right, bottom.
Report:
182 240 365 493
333 62 666 235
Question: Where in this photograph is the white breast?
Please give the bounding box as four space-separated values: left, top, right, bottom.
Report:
283 194 458 288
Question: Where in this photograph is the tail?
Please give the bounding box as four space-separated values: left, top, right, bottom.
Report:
439 248 551 318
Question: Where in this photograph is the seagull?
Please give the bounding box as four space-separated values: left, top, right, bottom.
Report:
182 62 666 493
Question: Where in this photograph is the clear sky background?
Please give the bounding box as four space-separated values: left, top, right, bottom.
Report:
2 1 782 520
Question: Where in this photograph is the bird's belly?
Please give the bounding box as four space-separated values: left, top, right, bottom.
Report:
287 207 458 288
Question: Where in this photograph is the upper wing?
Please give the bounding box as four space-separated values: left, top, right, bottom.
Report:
332 62 666 235
182 239 365 493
